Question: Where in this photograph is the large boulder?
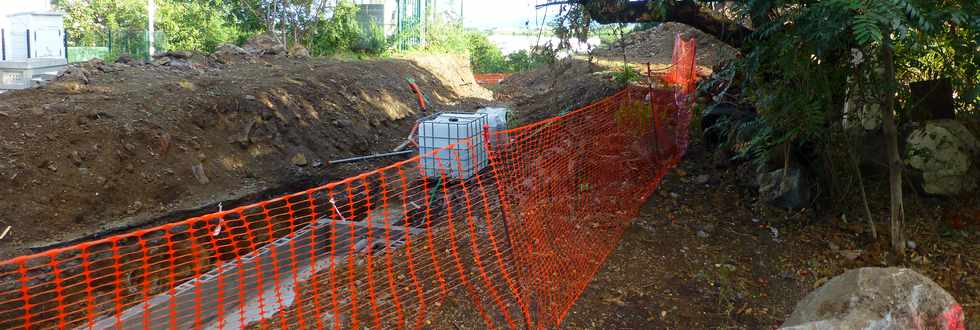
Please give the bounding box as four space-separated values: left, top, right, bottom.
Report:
905 120 979 196
152 51 209 67
55 66 90 84
242 33 287 56
700 102 756 151
288 44 311 58
114 53 135 65
757 167 811 210
781 267 965 330
211 44 252 64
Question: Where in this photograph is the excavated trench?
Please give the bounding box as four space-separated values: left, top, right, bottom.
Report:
0 54 508 329
0 54 623 329
0 54 492 260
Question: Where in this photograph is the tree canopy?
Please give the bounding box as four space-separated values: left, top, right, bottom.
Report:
550 0 979 256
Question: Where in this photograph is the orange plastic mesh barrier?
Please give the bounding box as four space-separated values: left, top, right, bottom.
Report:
664 34 698 94
473 73 511 86
0 40 697 330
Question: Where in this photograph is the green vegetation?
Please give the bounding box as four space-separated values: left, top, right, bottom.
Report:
309 0 363 55
611 64 641 85
559 0 979 256
55 0 549 72
58 0 244 58
387 22 553 73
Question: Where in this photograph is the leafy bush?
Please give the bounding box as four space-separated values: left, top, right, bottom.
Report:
310 0 362 55
157 1 242 53
611 64 641 85
354 22 388 55
505 49 555 72
467 33 509 73
424 23 471 53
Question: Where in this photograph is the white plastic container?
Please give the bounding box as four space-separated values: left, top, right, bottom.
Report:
418 112 489 179
477 107 510 146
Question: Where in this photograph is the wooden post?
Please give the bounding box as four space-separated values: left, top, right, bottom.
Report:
880 37 906 258
148 0 156 58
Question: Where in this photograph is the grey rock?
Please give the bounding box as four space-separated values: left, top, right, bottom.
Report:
291 153 309 167
166 59 191 67
211 44 252 64
905 119 979 195
115 53 135 64
69 151 83 166
152 57 171 66
57 66 90 84
696 230 708 238
288 45 310 57
333 119 353 128
191 163 210 184
242 33 287 56
837 250 862 260
154 51 193 59
695 174 710 185
781 267 964 330
757 167 811 210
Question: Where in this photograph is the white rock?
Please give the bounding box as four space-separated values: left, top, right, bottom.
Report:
906 120 979 195
781 267 964 330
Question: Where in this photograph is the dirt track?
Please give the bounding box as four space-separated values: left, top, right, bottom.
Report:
0 55 491 259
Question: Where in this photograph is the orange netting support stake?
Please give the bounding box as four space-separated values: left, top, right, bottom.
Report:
0 40 696 330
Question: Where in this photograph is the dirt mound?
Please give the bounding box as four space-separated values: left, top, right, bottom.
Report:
401 54 493 101
496 59 620 125
0 55 490 259
596 22 739 70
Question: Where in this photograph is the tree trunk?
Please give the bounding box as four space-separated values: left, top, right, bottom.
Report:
580 0 753 49
879 38 905 257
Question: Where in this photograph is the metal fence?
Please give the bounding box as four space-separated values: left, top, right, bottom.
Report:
66 30 167 63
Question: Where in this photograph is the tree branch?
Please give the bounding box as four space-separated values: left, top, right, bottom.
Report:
579 0 753 49
536 1 579 9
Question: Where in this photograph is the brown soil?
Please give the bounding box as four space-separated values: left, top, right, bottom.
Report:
494 59 621 125
2 20 975 327
495 23 735 127
427 139 980 329
0 54 491 260
562 142 980 329
594 22 739 71
428 23 978 327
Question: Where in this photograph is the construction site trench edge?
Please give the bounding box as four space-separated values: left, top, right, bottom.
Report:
0 34 701 329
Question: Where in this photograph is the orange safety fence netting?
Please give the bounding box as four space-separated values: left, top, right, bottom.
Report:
473 73 511 86
663 34 698 95
0 38 697 330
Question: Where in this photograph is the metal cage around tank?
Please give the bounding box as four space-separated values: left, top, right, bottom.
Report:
417 112 489 180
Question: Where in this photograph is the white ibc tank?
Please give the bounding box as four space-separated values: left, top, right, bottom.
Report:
418 112 489 179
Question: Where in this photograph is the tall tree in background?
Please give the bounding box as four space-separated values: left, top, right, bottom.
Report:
236 0 334 48
157 0 246 51
57 0 147 46
57 0 254 52
550 0 979 257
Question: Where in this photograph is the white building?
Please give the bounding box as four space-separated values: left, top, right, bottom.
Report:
1 0 68 90
353 0 463 37
354 0 398 36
